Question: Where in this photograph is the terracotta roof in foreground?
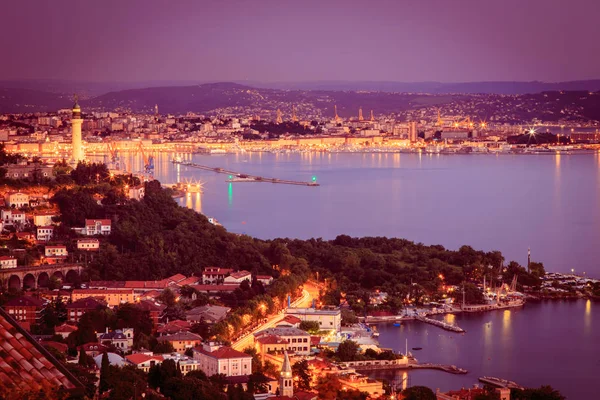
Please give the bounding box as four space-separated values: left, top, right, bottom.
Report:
0 307 83 392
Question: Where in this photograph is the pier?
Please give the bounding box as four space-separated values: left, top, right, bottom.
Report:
416 315 465 333
479 376 524 390
172 160 319 186
340 360 467 375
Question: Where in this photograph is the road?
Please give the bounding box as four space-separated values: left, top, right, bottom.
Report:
231 280 321 351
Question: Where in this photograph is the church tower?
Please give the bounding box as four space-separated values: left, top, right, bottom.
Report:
71 95 84 162
279 351 293 397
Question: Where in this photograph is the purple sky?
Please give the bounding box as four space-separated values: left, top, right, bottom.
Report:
2 0 599 83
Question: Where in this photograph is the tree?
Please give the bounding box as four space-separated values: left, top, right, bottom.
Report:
148 358 181 390
152 340 175 354
341 309 359 325
402 386 436 400
315 375 343 400
452 283 485 305
299 320 320 334
529 262 546 279
99 352 111 394
292 360 311 390
336 340 360 362
512 386 565 400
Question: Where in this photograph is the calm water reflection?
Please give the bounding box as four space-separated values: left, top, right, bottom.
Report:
373 300 598 399
131 151 600 277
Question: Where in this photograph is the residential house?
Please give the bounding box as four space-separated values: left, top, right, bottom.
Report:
256 275 274 285
254 334 289 356
45 245 68 257
36 226 54 241
84 219 111 236
0 256 17 269
125 354 164 372
285 307 342 332
66 297 107 322
77 238 100 251
15 231 35 242
157 320 192 336
223 270 251 285
193 344 253 377
4 192 30 208
201 267 232 284
185 304 230 324
128 185 145 201
137 300 166 328
33 212 57 227
157 331 202 353
254 325 311 356
2 209 26 226
98 328 134 352
77 342 110 358
3 296 45 325
0 307 83 394
71 288 136 307
54 323 77 339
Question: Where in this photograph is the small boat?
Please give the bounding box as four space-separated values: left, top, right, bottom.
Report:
393 323 401 327
372 332 380 337
412 347 423 351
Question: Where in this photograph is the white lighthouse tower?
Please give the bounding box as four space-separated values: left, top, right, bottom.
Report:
71 95 84 163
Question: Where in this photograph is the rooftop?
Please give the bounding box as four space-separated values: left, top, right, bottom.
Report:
0 307 83 392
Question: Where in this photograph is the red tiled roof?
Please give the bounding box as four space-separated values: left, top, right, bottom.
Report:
228 270 251 279
283 315 302 324
256 335 287 345
42 341 68 353
165 274 186 283
123 281 168 289
256 275 273 280
77 342 109 352
0 307 83 392
85 219 111 226
137 300 166 313
73 288 133 295
66 297 107 310
176 276 201 286
125 353 164 365
190 284 238 292
54 324 77 333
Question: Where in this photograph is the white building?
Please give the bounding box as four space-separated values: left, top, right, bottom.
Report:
254 325 311 356
223 270 251 285
77 238 100 251
97 328 134 352
45 245 68 257
193 344 252 377
36 226 54 242
33 213 57 226
128 185 145 201
0 256 17 269
286 307 342 332
1 210 26 226
84 219 111 236
4 192 30 208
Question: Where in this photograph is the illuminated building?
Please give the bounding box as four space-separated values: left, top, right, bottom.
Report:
71 97 84 162
408 121 418 142
279 351 293 397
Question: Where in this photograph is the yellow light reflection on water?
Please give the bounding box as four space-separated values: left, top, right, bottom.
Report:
584 299 591 334
445 313 456 325
401 371 408 391
195 192 202 214
502 310 511 336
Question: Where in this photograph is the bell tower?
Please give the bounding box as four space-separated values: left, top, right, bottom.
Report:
279 351 293 397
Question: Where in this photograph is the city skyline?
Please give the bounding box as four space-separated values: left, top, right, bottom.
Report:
2 0 599 83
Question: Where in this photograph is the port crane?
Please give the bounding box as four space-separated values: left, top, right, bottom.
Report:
137 141 154 174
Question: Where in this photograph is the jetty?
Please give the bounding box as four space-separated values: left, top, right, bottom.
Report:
479 376 524 390
416 315 465 333
410 363 468 375
172 160 319 186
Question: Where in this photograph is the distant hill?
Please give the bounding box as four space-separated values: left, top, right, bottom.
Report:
0 88 72 113
245 80 600 95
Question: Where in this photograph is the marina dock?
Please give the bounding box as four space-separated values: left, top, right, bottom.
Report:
172 160 319 186
416 315 465 333
479 376 524 390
